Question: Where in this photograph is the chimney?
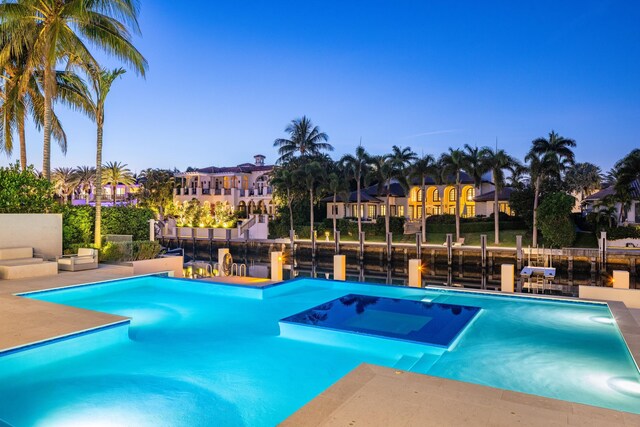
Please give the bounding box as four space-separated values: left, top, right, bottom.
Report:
254 154 266 166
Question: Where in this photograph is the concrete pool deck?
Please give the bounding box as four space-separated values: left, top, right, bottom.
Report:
1 270 639 425
282 364 640 426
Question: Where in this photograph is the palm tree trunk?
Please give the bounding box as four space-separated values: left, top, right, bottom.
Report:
385 182 390 237
94 122 103 248
494 176 500 245
42 65 54 180
356 175 362 237
309 188 314 239
455 177 461 241
421 177 426 242
332 193 337 238
18 111 27 170
287 188 294 233
532 175 541 247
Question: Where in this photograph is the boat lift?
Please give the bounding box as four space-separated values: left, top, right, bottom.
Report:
520 246 556 293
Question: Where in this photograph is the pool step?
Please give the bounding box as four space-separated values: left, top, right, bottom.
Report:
393 355 421 370
410 353 440 373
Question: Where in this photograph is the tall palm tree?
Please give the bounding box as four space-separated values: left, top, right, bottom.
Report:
410 154 436 241
51 166 77 203
102 161 135 205
1 58 70 170
273 116 332 164
74 165 95 203
390 145 417 168
295 161 325 240
481 147 519 244
439 148 467 241
526 131 576 246
340 145 371 238
270 167 297 233
0 0 148 180
64 65 126 247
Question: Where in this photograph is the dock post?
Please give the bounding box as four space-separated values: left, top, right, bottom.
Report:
446 233 453 266
271 251 283 281
359 231 365 262
613 270 630 289
501 264 515 292
480 234 487 270
335 230 340 255
516 235 522 270
408 259 422 287
386 232 393 263
311 230 317 259
600 231 608 270
416 233 422 260
334 255 346 281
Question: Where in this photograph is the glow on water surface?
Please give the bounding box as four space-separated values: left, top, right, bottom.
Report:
0 276 639 426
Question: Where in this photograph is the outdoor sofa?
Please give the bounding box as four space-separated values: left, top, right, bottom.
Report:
57 248 99 272
0 247 58 280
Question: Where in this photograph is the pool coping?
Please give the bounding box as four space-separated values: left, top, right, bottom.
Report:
281 364 640 426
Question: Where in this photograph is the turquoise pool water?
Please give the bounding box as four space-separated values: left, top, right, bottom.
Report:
0 276 639 426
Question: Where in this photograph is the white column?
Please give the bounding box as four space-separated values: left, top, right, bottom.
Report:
334 255 346 281
501 264 515 293
408 259 421 287
217 248 229 276
271 251 283 282
613 270 630 289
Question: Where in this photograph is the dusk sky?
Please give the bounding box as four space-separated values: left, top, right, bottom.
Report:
1 0 639 173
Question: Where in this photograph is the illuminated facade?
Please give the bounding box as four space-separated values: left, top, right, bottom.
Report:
173 155 274 216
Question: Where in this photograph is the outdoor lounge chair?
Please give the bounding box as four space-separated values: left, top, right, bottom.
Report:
57 248 98 272
0 247 58 279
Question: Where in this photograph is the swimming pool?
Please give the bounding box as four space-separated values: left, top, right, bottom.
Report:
0 276 638 426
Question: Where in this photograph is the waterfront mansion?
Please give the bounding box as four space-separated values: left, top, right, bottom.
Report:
324 172 514 222
173 155 275 216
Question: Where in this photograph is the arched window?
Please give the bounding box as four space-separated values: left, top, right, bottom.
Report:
448 188 456 202
466 188 475 201
433 189 440 202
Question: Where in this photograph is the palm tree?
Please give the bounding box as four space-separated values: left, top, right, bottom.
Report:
63 65 126 247
463 144 488 189
273 116 332 164
340 145 371 238
74 165 96 203
102 161 135 205
481 147 519 244
410 154 436 241
0 0 148 180
326 170 349 239
295 161 326 240
390 145 417 168
1 57 71 170
439 148 467 241
270 167 297 234
565 162 602 202
368 154 403 238
526 131 576 246
51 166 77 203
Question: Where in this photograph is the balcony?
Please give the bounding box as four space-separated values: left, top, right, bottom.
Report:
202 188 211 195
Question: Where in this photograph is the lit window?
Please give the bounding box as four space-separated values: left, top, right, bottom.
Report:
380 205 386 216
433 189 440 202
223 176 230 189
368 205 376 218
397 205 405 217
449 189 456 202
466 188 475 201
466 205 475 217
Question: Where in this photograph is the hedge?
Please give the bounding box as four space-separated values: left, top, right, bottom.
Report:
605 225 640 240
100 240 162 263
62 205 155 249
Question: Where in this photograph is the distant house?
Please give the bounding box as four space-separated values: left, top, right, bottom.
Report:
324 172 514 221
72 183 140 206
173 155 274 216
582 179 640 225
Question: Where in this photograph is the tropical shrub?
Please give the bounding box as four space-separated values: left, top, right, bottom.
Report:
0 163 56 213
605 225 640 240
100 240 161 262
537 192 576 247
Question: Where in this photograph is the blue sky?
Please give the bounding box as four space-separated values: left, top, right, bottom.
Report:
2 0 639 173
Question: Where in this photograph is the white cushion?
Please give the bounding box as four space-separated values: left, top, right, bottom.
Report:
77 248 96 257
0 258 44 266
0 247 33 261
